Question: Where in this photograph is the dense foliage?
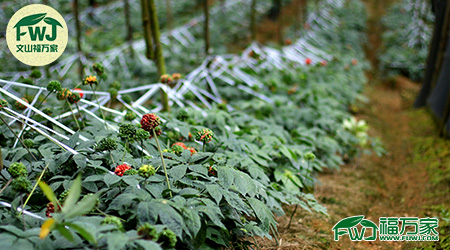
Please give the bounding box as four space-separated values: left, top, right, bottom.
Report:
0 0 384 249
379 0 433 81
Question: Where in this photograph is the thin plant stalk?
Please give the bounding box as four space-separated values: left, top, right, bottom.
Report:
140 140 144 164
19 163 49 216
287 204 298 229
122 140 129 163
90 85 108 130
0 179 12 196
203 141 206 152
75 102 86 128
152 128 172 197
108 150 116 166
66 100 81 130
0 115 37 162
36 92 51 109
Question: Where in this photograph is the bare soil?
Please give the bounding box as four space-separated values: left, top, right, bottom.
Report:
257 0 449 249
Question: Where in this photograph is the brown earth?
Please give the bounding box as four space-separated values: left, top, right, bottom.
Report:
256 0 449 249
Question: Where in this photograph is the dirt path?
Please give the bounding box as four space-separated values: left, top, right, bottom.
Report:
257 0 445 249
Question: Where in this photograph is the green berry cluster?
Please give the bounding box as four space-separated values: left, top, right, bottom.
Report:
7 162 27 178
171 144 184 155
124 111 137 121
134 128 151 141
95 138 118 152
137 223 159 241
176 110 189 121
30 69 42 79
158 228 177 248
139 164 156 178
123 169 138 175
11 177 31 193
304 152 316 161
68 92 81 104
119 123 137 141
47 80 62 93
195 128 214 143
102 216 124 231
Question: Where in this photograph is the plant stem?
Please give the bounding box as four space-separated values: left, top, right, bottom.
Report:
148 0 170 112
203 141 206 152
122 140 129 163
36 92 51 109
90 85 108 130
287 204 298 229
108 150 116 166
66 100 81 130
75 102 86 128
0 179 12 196
0 116 37 162
152 128 172 197
19 163 49 216
140 140 144 164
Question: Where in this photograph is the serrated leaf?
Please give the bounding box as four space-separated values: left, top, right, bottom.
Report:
66 223 96 244
205 184 222 205
62 175 82 213
56 224 74 242
332 215 364 230
170 165 187 182
38 181 59 210
73 154 86 168
65 192 101 219
104 174 121 186
135 240 162 250
14 13 46 27
122 176 139 187
106 232 128 250
137 201 158 224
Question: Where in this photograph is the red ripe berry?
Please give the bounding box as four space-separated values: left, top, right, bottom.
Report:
73 88 84 98
15 98 28 110
352 58 358 66
285 38 292 45
321 60 327 66
45 202 61 218
160 74 172 84
305 58 312 65
187 147 197 156
114 164 131 177
172 142 187 150
140 113 161 132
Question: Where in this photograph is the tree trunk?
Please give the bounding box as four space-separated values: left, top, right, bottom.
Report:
149 0 170 112
204 0 210 56
124 0 134 57
250 0 257 41
73 0 83 80
141 0 154 59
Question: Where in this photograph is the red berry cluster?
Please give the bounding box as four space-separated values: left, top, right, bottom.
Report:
172 142 187 149
115 164 131 177
141 113 161 132
45 202 61 218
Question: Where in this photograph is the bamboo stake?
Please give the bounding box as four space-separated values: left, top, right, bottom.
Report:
149 0 170 112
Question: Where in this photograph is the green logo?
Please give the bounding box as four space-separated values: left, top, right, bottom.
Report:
6 4 68 66
14 13 63 41
333 216 439 242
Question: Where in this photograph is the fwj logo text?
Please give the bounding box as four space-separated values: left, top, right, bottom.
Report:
6 4 68 66
332 215 439 242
